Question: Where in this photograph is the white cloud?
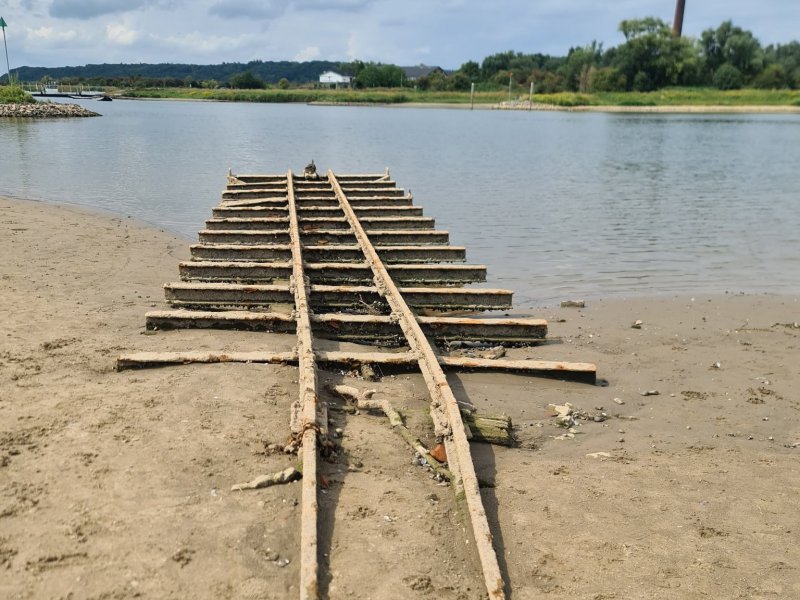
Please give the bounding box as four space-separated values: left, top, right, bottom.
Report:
106 23 139 45
27 26 79 42
158 31 257 55
294 46 320 62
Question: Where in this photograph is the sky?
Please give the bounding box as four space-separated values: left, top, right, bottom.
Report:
1 0 799 70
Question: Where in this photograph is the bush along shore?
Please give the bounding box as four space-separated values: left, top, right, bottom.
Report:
0 102 100 118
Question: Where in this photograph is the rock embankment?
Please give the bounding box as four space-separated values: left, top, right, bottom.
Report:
0 102 100 118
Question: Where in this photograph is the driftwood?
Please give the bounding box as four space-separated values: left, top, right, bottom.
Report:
231 466 301 491
328 384 452 481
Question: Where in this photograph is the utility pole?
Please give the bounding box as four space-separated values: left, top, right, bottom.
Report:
0 16 11 85
672 0 686 37
508 71 512 100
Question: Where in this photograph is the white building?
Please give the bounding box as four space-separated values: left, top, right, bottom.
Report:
319 70 352 88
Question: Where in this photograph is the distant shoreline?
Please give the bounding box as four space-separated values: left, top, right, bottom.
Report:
304 100 800 114
119 96 800 114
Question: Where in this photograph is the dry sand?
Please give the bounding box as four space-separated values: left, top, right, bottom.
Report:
2 196 798 599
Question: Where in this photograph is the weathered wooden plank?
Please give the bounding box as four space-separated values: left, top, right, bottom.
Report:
178 261 485 285
335 187 406 197
189 244 467 264
222 188 288 199
145 309 547 345
440 356 597 383
299 216 435 231
294 196 414 208
229 174 287 184
212 205 423 219
197 229 449 246
116 349 595 382
205 217 290 231
212 206 288 218
299 206 424 218
206 216 434 232
162 282 512 311
219 197 288 208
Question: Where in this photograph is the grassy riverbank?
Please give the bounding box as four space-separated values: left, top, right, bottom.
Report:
118 86 800 107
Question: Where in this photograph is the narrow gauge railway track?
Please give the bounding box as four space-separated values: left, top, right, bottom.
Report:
118 168 598 599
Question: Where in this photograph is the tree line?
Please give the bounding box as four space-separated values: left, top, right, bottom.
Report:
5 18 799 92
445 19 800 93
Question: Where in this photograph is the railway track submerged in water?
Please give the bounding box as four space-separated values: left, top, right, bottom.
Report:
118 168 598 599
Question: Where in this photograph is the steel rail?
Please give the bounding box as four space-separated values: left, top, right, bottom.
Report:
327 170 506 599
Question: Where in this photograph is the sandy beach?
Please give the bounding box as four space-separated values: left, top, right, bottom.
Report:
2 196 798 599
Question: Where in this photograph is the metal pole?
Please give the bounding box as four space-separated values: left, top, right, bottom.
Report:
672 0 686 37
470 82 475 110
528 81 533 110
1 18 11 85
507 72 512 100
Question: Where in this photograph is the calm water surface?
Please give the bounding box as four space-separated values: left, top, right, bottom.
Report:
1 99 799 307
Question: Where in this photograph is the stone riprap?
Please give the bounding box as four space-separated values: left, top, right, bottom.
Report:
0 102 100 118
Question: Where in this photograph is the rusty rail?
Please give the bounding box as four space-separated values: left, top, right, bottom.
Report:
286 170 321 600
328 170 506 599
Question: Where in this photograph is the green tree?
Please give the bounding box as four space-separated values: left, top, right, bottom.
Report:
229 71 265 89
528 69 566 93
613 17 699 90
713 63 743 89
752 63 786 88
457 60 480 81
560 42 603 91
480 51 514 80
700 21 763 81
587 66 626 92
764 42 800 88
447 71 471 91
355 63 404 88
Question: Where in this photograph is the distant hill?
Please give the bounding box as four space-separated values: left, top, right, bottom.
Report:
13 60 343 84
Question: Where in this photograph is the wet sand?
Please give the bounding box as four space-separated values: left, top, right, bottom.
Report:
2 196 798 599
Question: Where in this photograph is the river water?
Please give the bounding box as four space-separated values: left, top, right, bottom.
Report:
1 99 798 307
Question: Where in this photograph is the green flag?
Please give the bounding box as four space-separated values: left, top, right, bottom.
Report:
0 17 7 29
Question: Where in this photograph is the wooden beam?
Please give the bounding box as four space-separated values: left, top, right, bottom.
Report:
178 260 486 285
197 229 449 246
189 244 467 264
162 282 513 311
115 349 595 383
145 309 547 345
